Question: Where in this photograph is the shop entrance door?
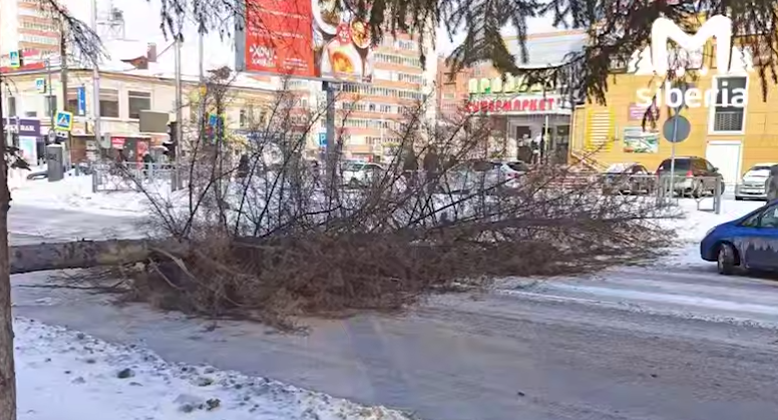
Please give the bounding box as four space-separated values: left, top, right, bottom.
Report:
515 126 533 162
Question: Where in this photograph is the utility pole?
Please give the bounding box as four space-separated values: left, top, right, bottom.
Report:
91 0 102 154
46 58 54 131
60 23 71 168
172 35 183 190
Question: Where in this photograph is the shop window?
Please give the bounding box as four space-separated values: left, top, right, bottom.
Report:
100 89 120 118
44 95 57 117
66 88 79 113
710 76 746 133
7 97 16 116
128 90 151 119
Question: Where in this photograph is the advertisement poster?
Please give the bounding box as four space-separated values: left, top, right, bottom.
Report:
623 127 659 153
18 137 37 165
244 0 375 82
628 103 659 121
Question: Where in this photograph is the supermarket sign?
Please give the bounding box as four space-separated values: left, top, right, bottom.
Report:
466 96 559 114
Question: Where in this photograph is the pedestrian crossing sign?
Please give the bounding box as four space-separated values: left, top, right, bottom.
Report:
55 111 73 131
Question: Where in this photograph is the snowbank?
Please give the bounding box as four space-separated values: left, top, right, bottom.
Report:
10 176 179 217
15 317 412 420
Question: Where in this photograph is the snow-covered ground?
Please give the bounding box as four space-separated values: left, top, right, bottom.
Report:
11 175 163 216
15 317 411 420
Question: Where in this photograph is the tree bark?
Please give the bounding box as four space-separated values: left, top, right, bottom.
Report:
0 81 16 420
9 239 185 275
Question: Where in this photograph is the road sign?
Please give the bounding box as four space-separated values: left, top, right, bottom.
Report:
35 78 46 93
76 87 86 116
9 51 20 69
318 133 327 147
54 111 73 131
662 115 691 143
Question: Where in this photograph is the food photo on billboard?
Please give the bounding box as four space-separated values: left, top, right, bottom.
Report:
244 0 375 83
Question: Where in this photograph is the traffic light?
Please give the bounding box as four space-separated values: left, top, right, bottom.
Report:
163 121 178 160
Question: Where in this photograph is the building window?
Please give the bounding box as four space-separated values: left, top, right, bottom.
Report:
66 88 79 113
100 89 119 118
44 95 56 117
7 97 16 116
710 76 747 133
127 90 151 119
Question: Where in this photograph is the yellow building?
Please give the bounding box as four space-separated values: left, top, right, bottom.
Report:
570 35 777 185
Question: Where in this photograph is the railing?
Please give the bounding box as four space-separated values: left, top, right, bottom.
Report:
91 162 180 193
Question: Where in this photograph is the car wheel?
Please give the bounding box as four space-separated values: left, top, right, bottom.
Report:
717 242 738 275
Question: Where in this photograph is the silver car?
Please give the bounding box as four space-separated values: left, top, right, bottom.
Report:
735 163 778 201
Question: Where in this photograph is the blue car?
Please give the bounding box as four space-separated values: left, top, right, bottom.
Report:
701 200 778 274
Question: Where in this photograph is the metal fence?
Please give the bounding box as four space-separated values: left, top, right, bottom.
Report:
599 172 724 214
90 162 180 193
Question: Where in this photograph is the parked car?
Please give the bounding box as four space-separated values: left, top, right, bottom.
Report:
735 163 778 201
342 161 385 188
442 160 529 193
656 156 725 197
602 162 655 195
700 199 778 274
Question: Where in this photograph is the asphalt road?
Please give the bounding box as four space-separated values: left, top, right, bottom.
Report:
10 260 778 420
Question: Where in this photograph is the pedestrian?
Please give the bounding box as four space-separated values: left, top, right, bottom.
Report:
142 151 154 178
423 145 441 192
402 145 418 188
767 164 778 202
237 154 250 178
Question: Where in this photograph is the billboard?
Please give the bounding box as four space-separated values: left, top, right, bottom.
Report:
239 0 375 83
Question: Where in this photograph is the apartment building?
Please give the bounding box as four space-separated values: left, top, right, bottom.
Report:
0 0 62 55
332 32 437 162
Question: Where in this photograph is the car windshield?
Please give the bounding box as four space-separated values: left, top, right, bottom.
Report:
747 165 775 173
506 161 530 172
343 161 364 171
658 159 691 171
605 163 634 173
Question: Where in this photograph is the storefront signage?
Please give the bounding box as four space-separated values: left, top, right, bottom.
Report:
2 118 40 137
468 74 556 95
466 96 557 114
628 103 660 121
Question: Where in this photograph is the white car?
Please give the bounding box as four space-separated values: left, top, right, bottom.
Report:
735 163 778 201
342 161 385 188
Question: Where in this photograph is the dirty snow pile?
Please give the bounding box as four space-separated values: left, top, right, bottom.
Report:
15 317 412 420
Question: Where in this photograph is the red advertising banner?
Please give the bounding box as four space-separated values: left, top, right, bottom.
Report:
244 0 375 83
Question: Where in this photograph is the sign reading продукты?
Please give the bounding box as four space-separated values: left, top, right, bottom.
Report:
55 111 73 132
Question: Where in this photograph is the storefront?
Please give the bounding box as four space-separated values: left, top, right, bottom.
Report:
2 118 41 165
466 74 573 164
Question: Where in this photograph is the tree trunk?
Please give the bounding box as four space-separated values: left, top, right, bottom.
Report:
9 239 184 275
0 81 16 420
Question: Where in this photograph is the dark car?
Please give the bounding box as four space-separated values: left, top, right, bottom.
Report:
701 199 778 274
602 163 655 195
656 156 724 197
